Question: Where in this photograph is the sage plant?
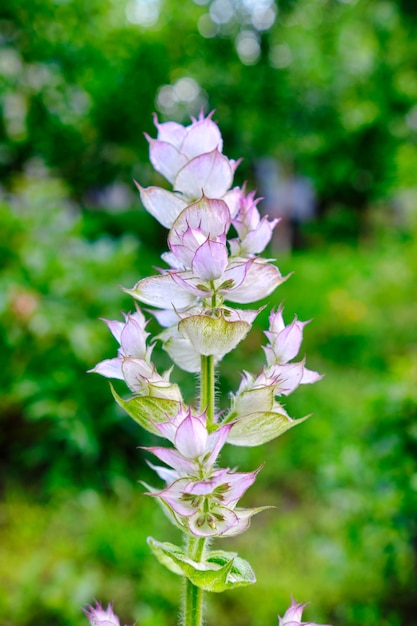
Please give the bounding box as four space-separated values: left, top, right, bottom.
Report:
87 112 329 626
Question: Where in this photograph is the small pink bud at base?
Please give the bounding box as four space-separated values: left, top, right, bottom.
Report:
83 601 125 626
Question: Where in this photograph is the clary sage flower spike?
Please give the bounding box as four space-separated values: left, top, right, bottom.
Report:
87 111 330 626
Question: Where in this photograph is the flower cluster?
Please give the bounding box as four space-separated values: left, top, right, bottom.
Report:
125 112 284 373
89 309 182 401
144 406 265 537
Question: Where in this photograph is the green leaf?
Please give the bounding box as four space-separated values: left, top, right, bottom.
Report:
147 538 256 592
227 408 310 446
110 385 181 435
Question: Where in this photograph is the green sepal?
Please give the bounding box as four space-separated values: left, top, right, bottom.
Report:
110 385 181 435
147 538 256 592
227 408 310 446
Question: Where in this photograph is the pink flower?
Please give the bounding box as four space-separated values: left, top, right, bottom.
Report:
278 598 331 626
125 198 286 312
146 111 224 184
88 309 182 401
83 602 128 626
142 406 267 537
137 112 241 228
229 187 278 257
262 305 322 392
145 406 231 475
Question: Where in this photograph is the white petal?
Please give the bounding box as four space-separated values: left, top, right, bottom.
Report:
174 149 233 200
227 261 287 304
89 358 123 379
169 196 231 245
181 116 223 160
146 136 188 184
192 239 229 281
153 115 187 148
124 274 198 309
158 325 202 373
136 183 187 229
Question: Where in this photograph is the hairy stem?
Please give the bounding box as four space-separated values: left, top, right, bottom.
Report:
200 354 215 430
183 536 207 626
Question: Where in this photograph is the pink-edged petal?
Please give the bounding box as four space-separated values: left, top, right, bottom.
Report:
135 182 188 229
145 135 188 184
267 304 286 334
155 420 178 444
301 367 323 384
143 446 196 474
271 319 308 364
219 506 270 537
241 217 278 255
263 344 277 367
221 468 260 506
154 420 177 443
223 306 262 325
169 271 213 297
130 308 147 327
205 423 232 465
169 242 196 269
218 259 252 292
151 478 198 517
228 238 241 257
281 599 308 623
184 469 229 496
120 317 148 357
124 274 198 309
121 358 154 392
181 116 223 160
147 461 179 484
192 239 229 281
227 260 287 304
175 413 208 459
265 361 305 396
153 114 187 148
174 149 233 200
101 318 124 343
88 358 123 380
169 196 231 245
223 186 243 219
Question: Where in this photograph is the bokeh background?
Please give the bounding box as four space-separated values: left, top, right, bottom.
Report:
1 0 417 624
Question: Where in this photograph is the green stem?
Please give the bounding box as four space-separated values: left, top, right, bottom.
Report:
182 354 216 625
183 537 207 626
200 354 215 430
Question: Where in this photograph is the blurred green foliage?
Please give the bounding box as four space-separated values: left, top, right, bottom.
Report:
2 0 417 213
1 0 417 625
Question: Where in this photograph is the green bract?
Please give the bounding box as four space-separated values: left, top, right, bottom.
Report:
111 385 182 435
179 311 251 357
227 408 310 447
